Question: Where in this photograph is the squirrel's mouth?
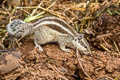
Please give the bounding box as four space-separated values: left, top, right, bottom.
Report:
76 48 91 55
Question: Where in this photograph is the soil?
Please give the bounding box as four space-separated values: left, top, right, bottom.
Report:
0 40 120 80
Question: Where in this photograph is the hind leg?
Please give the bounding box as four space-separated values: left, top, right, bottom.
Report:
34 27 54 52
34 29 44 52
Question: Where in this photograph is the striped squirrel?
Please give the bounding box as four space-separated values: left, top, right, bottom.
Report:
7 16 91 54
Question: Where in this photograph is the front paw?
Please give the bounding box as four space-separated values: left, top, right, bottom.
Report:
35 46 43 52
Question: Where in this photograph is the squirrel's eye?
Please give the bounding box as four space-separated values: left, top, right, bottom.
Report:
74 38 77 41
79 35 82 39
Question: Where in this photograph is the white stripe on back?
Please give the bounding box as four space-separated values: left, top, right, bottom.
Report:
33 21 74 36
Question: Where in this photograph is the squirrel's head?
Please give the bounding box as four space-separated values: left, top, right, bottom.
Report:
72 34 91 54
7 19 25 37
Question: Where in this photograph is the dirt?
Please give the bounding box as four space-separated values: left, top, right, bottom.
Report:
0 51 21 75
0 41 120 80
92 13 120 51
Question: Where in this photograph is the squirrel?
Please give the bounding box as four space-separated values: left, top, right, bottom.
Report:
7 16 91 54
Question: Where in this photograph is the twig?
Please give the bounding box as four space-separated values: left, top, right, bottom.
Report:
0 49 16 52
47 64 69 80
96 33 113 39
18 9 31 15
76 49 92 80
0 32 8 49
47 0 56 9
31 0 57 17
100 44 111 53
59 4 78 19
15 38 21 48
0 10 8 15
102 38 112 49
30 0 45 16
17 6 66 19
113 41 120 54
